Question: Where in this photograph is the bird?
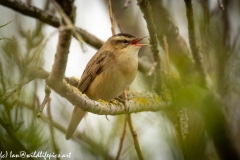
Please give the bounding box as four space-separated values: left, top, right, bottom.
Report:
65 33 147 140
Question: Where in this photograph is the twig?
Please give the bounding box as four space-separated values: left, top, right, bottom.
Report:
115 114 128 160
140 1 196 85
50 0 84 50
0 0 103 49
184 0 206 87
0 0 59 26
138 0 162 93
107 0 116 35
163 35 170 74
0 20 12 28
37 85 51 117
217 0 225 11
115 90 129 159
127 114 144 160
47 99 60 159
147 62 157 76
0 68 49 104
0 78 29 104
48 23 73 83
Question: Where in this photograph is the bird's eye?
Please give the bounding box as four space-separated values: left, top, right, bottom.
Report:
123 40 128 44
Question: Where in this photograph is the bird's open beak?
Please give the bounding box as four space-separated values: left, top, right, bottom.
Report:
131 36 148 46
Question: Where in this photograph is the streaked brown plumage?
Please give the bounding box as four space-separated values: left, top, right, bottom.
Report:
66 33 147 139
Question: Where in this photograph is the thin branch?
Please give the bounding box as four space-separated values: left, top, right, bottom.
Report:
0 0 104 49
115 114 128 160
122 92 143 160
147 62 157 76
50 0 84 49
0 68 49 104
0 0 59 27
0 68 78 104
48 23 73 83
37 85 51 117
184 0 207 87
163 35 170 74
127 114 144 160
0 20 12 28
107 0 116 35
75 27 103 49
138 0 162 93
47 1 75 108
47 99 60 160
144 1 194 85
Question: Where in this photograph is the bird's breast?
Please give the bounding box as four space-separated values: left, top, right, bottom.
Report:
85 53 138 101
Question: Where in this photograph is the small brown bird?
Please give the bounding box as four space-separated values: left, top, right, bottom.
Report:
66 33 147 139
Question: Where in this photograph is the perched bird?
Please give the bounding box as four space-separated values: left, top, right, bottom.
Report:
66 33 147 139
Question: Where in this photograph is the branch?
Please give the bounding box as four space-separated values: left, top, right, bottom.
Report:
0 68 49 104
47 100 60 159
138 0 162 93
107 0 116 35
51 0 84 48
37 85 51 116
163 35 170 74
145 0 194 85
0 0 104 49
127 114 144 160
184 0 207 87
115 114 128 160
47 77 170 115
48 6 73 83
0 68 78 104
0 0 59 27
46 2 76 115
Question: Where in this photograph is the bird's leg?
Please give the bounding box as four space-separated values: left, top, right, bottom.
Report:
111 89 129 103
113 96 125 104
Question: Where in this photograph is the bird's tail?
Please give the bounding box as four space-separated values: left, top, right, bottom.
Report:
65 106 86 140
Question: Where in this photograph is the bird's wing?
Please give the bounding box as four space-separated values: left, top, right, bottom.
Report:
77 50 110 93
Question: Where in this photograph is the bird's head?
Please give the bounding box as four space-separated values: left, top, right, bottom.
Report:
104 33 148 53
